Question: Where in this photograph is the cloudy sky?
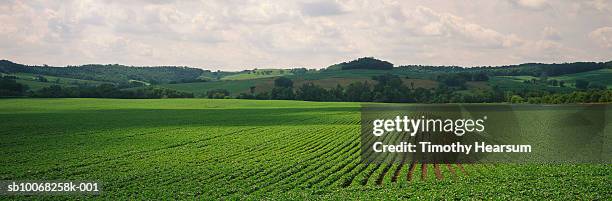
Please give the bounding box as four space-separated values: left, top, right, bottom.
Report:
1 0 611 70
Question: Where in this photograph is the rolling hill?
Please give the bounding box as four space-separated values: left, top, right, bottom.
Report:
1 58 610 99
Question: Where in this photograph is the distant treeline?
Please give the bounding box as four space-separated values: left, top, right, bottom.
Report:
233 75 498 103
0 76 193 98
395 62 610 76
0 60 204 84
3 74 611 103
2 58 610 85
32 84 194 98
510 90 612 104
229 75 612 104
327 57 611 77
2 58 612 103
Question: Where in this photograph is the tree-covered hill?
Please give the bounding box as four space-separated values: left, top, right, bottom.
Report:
397 61 612 76
326 57 394 70
0 60 205 84
324 57 611 78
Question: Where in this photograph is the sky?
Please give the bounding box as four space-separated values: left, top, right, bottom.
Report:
1 0 611 70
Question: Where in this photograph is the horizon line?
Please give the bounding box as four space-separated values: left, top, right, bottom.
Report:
2 58 611 72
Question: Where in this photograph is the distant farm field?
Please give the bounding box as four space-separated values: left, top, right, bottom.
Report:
0 99 609 199
493 68 612 89
553 68 612 87
221 69 293 80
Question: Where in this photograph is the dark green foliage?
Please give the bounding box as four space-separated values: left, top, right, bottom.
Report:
32 84 194 98
329 84 345 101
371 74 411 102
132 87 194 98
33 85 77 98
35 75 48 82
472 72 489 81
274 77 293 88
237 93 255 99
435 72 489 88
575 79 589 90
249 86 256 94
295 83 329 101
255 92 271 100
206 89 230 99
328 57 393 70
0 60 204 84
0 76 29 97
345 81 373 102
436 74 467 88
510 95 525 103
482 62 610 77
270 77 295 100
587 82 606 90
0 60 23 73
290 68 308 75
3 59 611 103
237 86 258 99
397 61 610 77
235 74 611 104
271 87 295 100
526 90 612 104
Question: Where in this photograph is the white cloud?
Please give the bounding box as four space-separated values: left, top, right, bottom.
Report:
583 0 611 12
542 27 561 41
589 27 612 49
509 0 549 10
300 1 345 17
0 0 610 69
404 6 524 48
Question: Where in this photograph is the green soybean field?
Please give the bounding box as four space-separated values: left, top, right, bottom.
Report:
0 99 609 200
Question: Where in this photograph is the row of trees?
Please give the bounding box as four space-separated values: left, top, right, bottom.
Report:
509 90 612 104
31 84 193 98
488 62 609 77
233 75 503 103
574 79 606 90
397 62 610 77
435 72 489 88
231 75 610 104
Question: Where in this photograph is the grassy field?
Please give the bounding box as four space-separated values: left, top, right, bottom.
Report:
13 79 72 91
493 68 612 89
5 72 112 90
0 99 609 199
11 73 111 85
154 79 265 97
488 76 575 93
553 68 612 87
221 69 293 80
